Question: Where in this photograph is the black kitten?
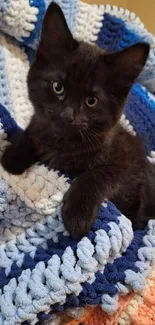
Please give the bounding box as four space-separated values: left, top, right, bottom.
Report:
2 3 155 238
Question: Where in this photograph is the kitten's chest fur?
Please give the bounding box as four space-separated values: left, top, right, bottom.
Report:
29 116 146 175
29 116 110 172
32 127 102 172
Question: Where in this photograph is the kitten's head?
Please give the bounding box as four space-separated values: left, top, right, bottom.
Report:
28 3 149 137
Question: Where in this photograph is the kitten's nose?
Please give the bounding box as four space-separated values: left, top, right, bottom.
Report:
72 118 87 129
60 107 73 121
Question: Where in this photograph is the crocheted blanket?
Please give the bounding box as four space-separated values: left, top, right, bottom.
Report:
0 1 155 325
48 264 155 325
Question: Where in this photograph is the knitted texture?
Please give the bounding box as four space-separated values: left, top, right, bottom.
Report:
51 264 155 325
0 1 155 324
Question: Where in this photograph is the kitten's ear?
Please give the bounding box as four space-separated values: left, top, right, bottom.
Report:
37 2 75 56
105 43 149 97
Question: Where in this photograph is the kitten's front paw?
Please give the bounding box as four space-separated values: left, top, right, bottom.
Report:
62 181 98 239
1 144 27 175
1 129 37 175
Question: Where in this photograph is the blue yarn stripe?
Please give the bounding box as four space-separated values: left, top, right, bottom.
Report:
0 103 20 138
34 230 147 322
78 230 147 306
0 201 121 287
125 84 155 154
22 0 46 48
96 13 143 52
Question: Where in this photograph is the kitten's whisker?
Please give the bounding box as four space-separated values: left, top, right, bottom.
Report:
79 131 84 143
82 130 94 152
87 129 103 150
88 128 103 142
84 129 102 152
83 130 97 151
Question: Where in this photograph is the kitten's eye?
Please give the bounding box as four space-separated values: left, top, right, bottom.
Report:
52 81 64 95
85 96 99 108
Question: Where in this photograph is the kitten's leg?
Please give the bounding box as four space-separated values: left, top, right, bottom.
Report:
133 174 155 230
1 129 37 174
62 168 115 239
133 201 155 229
132 214 149 230
132 212 154 230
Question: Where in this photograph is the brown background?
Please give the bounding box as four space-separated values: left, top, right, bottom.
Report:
86 1 155 34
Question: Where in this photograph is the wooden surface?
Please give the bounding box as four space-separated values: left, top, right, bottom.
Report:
86 0 155 34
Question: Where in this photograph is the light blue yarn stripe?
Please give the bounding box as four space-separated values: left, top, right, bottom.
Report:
145 91 155 111
44 0 79 32
0 207 66 275
0 39 12 113
0 207 131 281
140 86 155 111
0 20 13 42
126 23 153 45
0 0 11 12
101 221 155 313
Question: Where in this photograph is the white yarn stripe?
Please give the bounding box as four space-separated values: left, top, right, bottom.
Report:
0 161 70 215
0 127 70 215
120 116 155 163
0 32 34 129
0 0 38 40
148 150 155 164
74 2 104 43
120 114 136 136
